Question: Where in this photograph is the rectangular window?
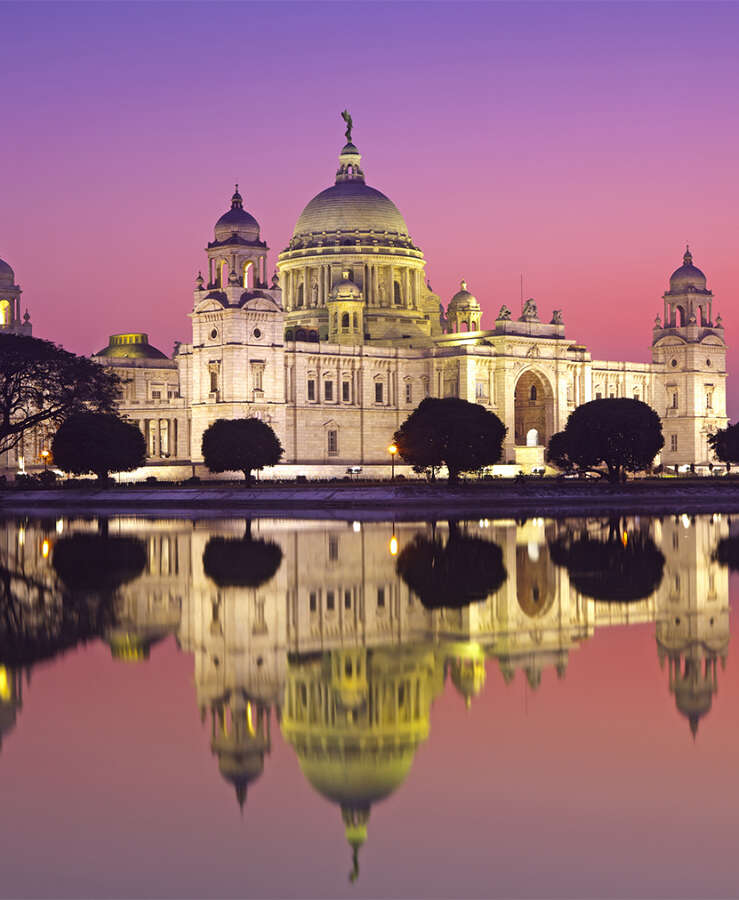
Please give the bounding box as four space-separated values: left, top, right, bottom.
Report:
405 383 412 404
167 390 178 399
706 392 713 409
344 590 352 610
375 382 384 403
342 381 350 402
210 371 218 393
377 587 385 608
672 392 678 409
326 590 335 611
309 592 317 613
327 429 338 455
151 390 161 400
609 392 615 399
328 535 339 561
671 434 678 452
307 379 316 401
633 392 639 401
595 392 602 400
324 381 333 402
475 381 486 401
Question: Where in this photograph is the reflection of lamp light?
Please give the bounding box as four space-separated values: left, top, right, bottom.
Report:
352 521 361 533
56 519 64 535
17 527 24 546
0 666 9 702
246 702 255 736
388 443 398 482
41 540 50 559
390 535 398 556
622 531 628 547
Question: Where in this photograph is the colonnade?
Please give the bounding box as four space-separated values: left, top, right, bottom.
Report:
139 417 181 459
283 263 424 311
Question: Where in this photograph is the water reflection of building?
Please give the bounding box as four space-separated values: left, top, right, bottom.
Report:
281 645 441 880
0 514 732 868
0 666 22 753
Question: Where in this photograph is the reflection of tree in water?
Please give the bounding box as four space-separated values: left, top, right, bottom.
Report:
396 521 507 609
713 535 739 570
548 521 665 602
203 523 283 589
53 532 147 597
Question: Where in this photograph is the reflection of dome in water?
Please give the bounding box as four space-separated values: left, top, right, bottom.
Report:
447 642 487 709
281 646 438 881
0 666 22 751
211 696 271 811
106 628 171 663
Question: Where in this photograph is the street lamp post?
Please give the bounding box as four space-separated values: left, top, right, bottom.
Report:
40 449 50 472
388 443 398 482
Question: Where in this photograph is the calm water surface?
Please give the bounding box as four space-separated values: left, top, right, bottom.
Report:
0 514 737 899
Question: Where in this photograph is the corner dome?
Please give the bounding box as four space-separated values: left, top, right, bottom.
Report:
214 186 260 243
0 258 15 287
669 247 707 293
95 333 168 360
448 280 479 309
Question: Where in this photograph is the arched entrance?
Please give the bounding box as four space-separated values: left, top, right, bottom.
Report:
514 370 554 448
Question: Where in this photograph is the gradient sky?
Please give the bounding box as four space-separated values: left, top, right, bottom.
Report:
1 2 738 411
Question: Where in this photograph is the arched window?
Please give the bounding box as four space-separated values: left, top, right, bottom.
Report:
295 328 307 342
353 313 358 329
526 428 539 447
210 370 218 392
393 281 402 305
0 300 10 326
530 385 537 401
341 312 350 328
243 261 253 289
285 329 294 342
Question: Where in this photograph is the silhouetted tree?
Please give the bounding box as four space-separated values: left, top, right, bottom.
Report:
708 423 739 471
203 523 283 588
546 430 578 473
201 418 283 485
52 413 146 481
548 522 665 602
393 398 506 484
546 398 663 482
396 521 507 608
0 333 120 456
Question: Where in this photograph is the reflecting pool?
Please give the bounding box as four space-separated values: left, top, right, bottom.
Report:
1 514 738 898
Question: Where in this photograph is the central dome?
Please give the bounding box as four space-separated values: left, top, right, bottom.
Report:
293 182 409 239
291 140 410 243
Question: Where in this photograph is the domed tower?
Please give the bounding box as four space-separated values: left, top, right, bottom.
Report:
327 270 364 345
278 114 442 346
0 257 31 336
280 645 438 882
210 691 271 812
207 186 268 290
446 641 487 709
652 247 728 467
446 281 482 333
655 515 729 738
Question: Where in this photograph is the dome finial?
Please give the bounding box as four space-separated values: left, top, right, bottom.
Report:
231 184 243 210
461 279 467 291
684 243 693 265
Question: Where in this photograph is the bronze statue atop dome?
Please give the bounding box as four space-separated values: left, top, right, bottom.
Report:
341 109 353 143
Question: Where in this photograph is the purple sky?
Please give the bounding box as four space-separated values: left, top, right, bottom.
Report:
2 2 738 410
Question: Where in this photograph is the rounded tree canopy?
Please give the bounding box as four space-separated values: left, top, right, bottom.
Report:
393 398 506 482
52 413 146 479
552 398 664 479
201 418 284 482
396 522 507 608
